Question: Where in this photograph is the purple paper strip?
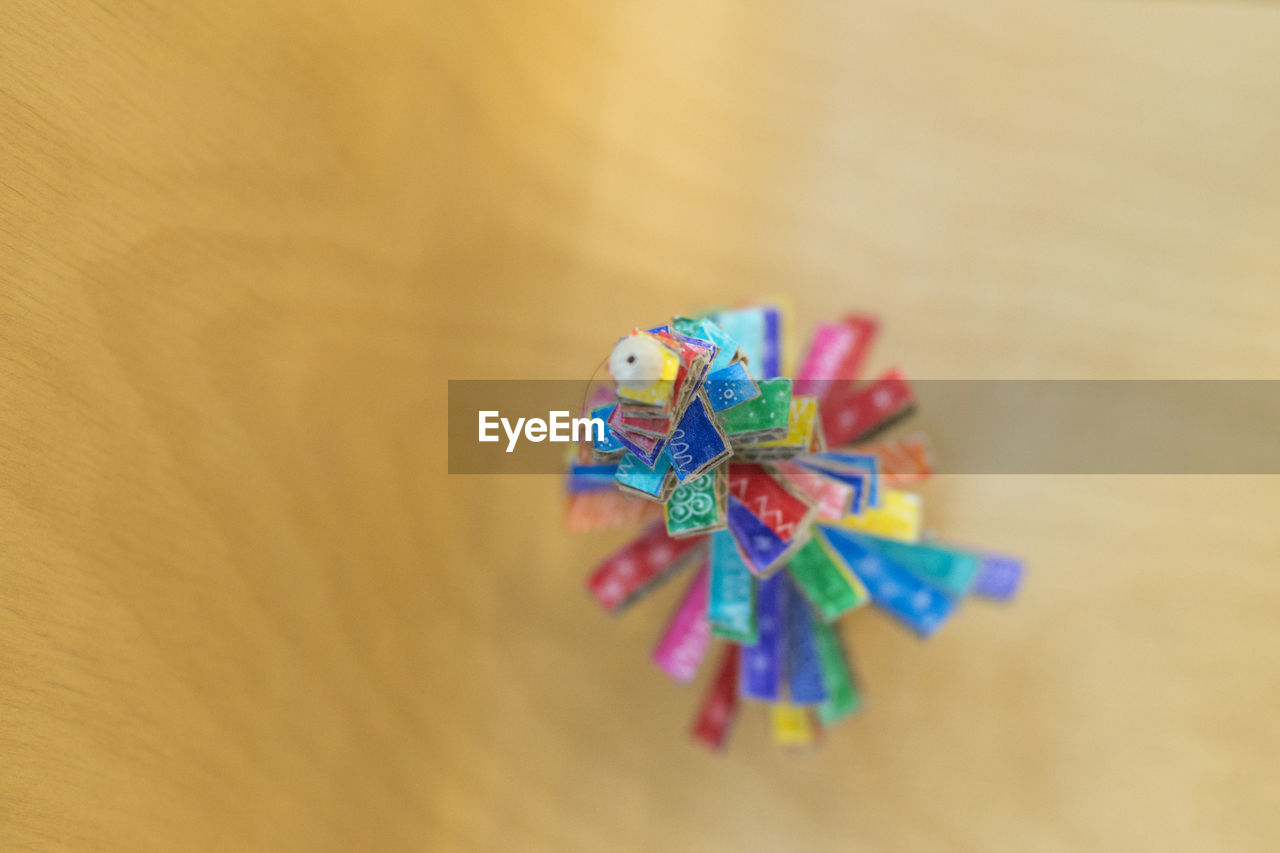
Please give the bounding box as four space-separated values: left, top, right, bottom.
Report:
762 306 781 378
740 571 786 700
971 552 1025 601
726 495 789 575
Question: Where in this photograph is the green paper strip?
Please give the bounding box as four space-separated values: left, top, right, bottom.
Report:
786 537 868 621
812 619 863 724
716 377 792 436
665 469 722 537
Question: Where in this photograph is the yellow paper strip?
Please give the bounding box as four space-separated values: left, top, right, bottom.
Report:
834 488 922 542
769 704 817 747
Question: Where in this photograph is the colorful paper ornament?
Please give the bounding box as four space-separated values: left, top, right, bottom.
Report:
567 306 1024 751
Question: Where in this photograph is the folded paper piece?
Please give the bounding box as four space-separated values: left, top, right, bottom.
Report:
570 305 1024 751
705 361 760 412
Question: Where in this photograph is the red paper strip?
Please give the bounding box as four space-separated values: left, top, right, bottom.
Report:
819 368 915 447
606 406 662 454
727 464 813 540
586 523 706 613
692 644 741 750
615 409 673 435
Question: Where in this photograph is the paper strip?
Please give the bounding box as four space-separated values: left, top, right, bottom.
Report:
586 523 706 613
667 393 731 482
786 535 869 621
727 464 815 541
589 404 625 454
692 644 741 750
863 537 981 597
725 495 791 576
614 450 674 501
769 704 818 747
806 451 880 507
854 434 932 485
772 460 855 521
833 488 921 542
654 562 712 682
664 465 726 538
820 368 915 447
740 571 786 700
716 377 793 438
708 529 758 642
704 361 761 412
784 577 828 705
563 490 662 532
970 551 1025 601
794 314 879 399
819 525 955 636
812 618 864 724
566 463 620 493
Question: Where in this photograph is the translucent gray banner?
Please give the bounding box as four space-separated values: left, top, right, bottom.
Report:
447 380 1280 474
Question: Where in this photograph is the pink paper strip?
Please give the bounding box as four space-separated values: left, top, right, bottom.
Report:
772 460 854 521
794 315 879 399
653 562 712 682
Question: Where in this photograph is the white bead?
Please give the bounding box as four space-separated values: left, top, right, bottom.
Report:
609 335 667 390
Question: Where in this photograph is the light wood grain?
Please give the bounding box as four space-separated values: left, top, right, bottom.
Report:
3 1 1280 850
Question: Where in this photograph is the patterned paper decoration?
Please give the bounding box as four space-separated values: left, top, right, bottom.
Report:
567 306 1024 751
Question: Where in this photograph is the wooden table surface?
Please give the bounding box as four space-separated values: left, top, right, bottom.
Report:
3 1 1279 850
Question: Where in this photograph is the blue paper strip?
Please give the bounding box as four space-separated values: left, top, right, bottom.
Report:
566 464 619 493
668 394 728 482
808 452 880 507
590 404 624 454
818 525 956 637
615 450 672 497
611 428 666 469
740 571 786 700
700 320 741 373
704 361 761 412
795 458 868 514
784 576 828 705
